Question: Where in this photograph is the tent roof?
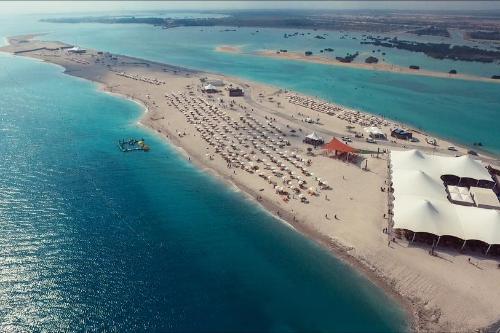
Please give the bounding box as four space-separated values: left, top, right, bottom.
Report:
305 132 322 141
391 149 491 181
393 197 500 244
393 169 445 200
470 187 500 209
364 126 385 135
391 150 500 245
323 137 357 153
204 84 217 90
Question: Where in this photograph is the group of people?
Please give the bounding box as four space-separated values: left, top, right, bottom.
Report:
165 91 333 205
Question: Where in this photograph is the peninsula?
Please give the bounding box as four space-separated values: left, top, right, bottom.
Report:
215 45 500 83
3 35 499 333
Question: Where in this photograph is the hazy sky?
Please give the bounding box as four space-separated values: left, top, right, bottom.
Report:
2 1 500 14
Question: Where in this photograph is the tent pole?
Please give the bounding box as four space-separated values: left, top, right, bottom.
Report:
476 179 479 186
486 244 492 255
458 177 461 186
436 236 441 247
411 232 416 242
461 240 467 250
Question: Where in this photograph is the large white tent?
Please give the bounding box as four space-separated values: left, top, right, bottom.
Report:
390 150 500 248
390 149 492 181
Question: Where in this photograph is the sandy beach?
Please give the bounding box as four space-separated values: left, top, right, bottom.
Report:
215 45 243 53
2 35 500 332
214 45 500 84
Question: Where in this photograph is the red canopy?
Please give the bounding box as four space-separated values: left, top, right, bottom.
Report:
323 138 358 154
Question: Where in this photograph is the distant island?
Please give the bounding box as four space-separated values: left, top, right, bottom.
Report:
42 11 500 65
41 9 500 34
408 26 450 38
360 36 500 63
466 30 500 41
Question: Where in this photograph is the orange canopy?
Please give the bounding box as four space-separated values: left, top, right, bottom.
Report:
323 138 358 154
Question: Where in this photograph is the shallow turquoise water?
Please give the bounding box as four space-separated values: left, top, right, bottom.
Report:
0 44 408 331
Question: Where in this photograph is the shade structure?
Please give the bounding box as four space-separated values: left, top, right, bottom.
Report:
391 150 500 246
390 149 491 182
470 187 500 210
203 84 218 92
303 132 324 146
306 132 322 141
364 126 386 139
393 197 500 244
323 138 358 154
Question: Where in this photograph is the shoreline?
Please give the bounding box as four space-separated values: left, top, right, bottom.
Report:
2 35 499 332
136 107 418 331
215 44 500 84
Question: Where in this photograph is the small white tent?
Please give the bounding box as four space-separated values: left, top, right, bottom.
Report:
364 126 386 139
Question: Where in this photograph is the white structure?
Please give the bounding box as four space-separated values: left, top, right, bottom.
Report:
203 84 218 93
470 187 500 210
364 126 386 139
446 185 474 205
68 46 86 54
390 150 500 250
305 132 322 141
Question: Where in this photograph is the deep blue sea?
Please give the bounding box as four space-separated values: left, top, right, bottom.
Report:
0 31 407 332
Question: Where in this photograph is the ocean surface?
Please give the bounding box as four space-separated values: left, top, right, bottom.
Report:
0 27 407 332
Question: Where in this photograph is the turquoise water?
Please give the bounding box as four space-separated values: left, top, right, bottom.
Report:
0 39 407 331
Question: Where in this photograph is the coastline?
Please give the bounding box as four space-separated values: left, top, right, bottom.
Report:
2 35 499 332
215 44 500 84
136 103 419 332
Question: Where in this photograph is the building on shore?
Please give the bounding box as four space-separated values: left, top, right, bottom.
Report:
390 150 500 255
229 87 244 97
391 128 413 140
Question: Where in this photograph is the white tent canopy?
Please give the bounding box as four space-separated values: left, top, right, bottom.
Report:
391 150 500 246
470 187 500 210
306 132 322 141
203 84 217 91
390 149 491 181
393 197 500 244
364 126 386 138
68 46 86 53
